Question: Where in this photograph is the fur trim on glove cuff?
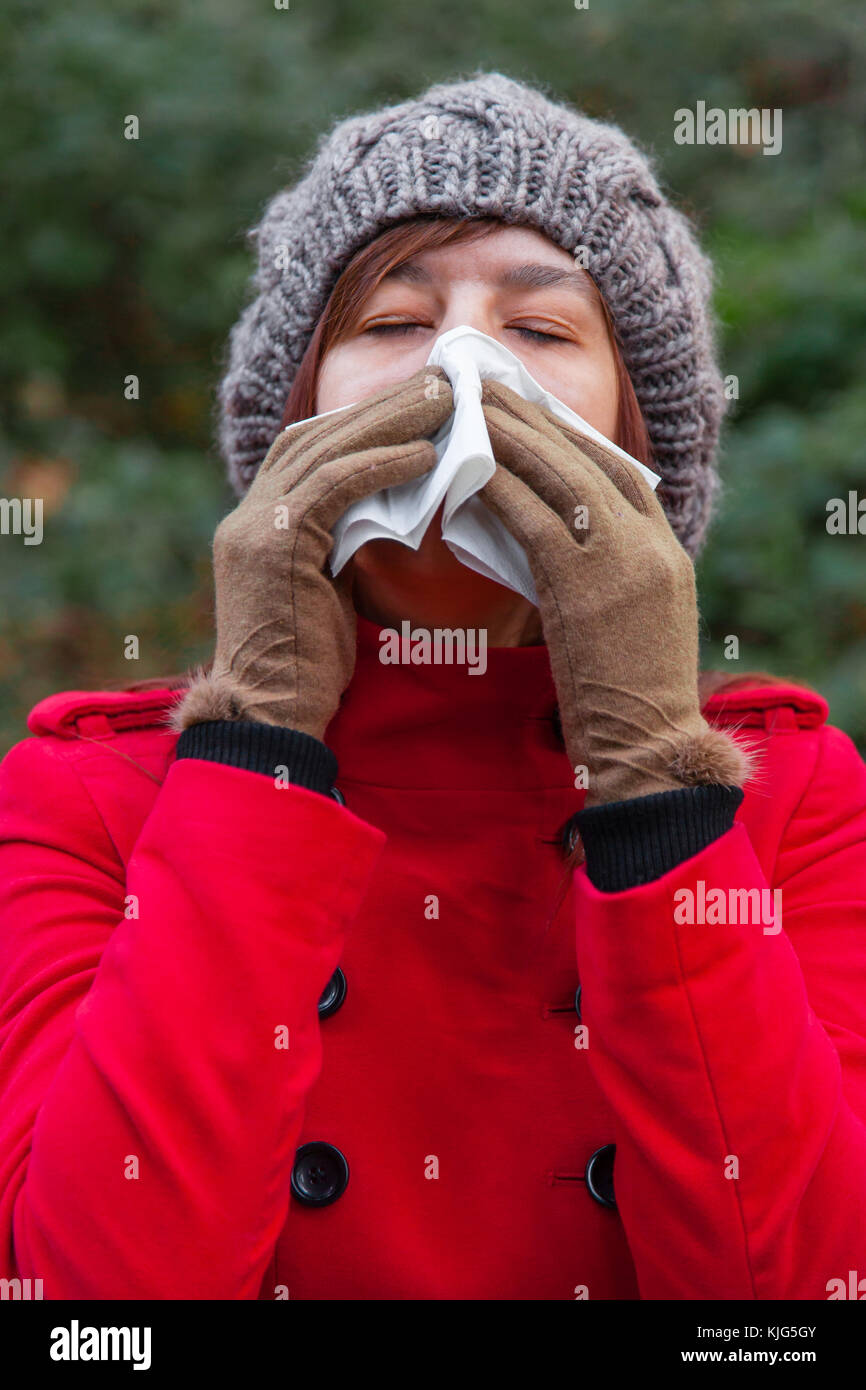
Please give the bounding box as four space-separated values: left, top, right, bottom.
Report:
168 673 243 734
668 726 757 789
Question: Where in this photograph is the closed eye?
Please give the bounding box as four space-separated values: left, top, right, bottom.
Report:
364 322 423 335
363 323 566 344
511 326 563 344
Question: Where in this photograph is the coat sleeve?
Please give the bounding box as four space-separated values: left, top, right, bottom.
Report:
573 723 866 1299
0 736 386 1299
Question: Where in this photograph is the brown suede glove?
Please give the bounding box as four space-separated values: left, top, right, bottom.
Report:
172 366 454 741
478 380 754 808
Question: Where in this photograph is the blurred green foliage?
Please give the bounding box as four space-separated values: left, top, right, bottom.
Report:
1 0 864 753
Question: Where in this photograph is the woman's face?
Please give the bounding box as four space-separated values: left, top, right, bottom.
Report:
316 223 620 644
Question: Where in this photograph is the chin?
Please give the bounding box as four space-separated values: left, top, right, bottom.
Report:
349 546 542 645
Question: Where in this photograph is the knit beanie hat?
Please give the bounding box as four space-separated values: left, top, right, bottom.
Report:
219 70 728 559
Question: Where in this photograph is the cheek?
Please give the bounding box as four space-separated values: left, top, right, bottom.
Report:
315 342 427 414
539 350 619 441
315 346 374 413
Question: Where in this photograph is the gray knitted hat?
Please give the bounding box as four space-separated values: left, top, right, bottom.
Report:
219 70 727 558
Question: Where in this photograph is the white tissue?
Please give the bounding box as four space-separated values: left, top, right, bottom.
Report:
283 325 662 607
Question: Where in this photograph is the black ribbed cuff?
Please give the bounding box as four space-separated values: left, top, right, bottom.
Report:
174 720 338 797
570 783 745 893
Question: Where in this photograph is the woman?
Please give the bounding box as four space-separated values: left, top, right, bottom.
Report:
2 71 865 1302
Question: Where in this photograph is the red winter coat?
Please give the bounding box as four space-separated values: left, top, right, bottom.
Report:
1 612 866 1301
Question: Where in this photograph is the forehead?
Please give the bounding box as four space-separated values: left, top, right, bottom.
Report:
379 224 599 305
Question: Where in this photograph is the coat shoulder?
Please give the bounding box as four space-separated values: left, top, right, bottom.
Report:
25 685 185 741
702 679 829 733
5 688 185 865
21 685 182 796
702 678 863 873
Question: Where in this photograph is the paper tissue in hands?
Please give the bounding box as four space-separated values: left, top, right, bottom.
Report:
283 325 662 607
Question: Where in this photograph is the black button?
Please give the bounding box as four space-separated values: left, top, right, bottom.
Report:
561 814 581 855
330 785 345 805
574 984 582 1021
291 1142 349 1207
318 967 347 1019
585 1143 616 1209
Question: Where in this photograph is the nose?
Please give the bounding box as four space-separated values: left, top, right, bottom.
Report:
436 289 499 343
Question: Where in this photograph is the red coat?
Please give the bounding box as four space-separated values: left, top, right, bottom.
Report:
1 612 866 1301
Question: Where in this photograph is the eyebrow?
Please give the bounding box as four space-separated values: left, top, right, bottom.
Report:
383 260 599 305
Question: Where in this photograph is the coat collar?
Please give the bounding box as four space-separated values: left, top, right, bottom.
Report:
25 627 830 791
324 613 569 791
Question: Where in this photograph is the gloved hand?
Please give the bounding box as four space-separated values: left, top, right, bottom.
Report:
478 380 754 808
172 366 454 742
